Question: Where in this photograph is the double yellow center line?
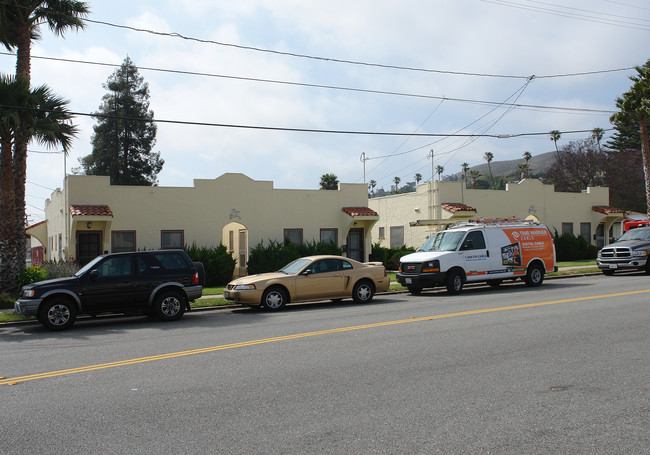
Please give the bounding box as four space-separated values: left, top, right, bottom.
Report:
2 289 648 386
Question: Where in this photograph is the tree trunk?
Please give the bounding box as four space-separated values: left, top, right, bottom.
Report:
13 27 32 274
0 140 18 292
639 122 650 217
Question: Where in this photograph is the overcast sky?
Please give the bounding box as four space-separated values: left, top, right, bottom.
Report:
2 0 649 223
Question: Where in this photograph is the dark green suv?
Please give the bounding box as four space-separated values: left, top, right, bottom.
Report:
15 250 204 330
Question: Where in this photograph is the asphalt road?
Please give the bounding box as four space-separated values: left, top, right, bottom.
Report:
1 273 648 454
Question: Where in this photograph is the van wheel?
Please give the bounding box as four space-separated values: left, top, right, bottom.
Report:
408 286 423 295
487 279 502 288
446 270 463 294
525 263 544 287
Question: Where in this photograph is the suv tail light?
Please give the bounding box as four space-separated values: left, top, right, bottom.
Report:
192 271 199 284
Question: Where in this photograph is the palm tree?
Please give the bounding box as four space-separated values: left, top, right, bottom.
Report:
435 165 444 181
483 151 494 188
518 163 530 179
414 173 422 184
591 127 605 152
469 170 481 189
319 173 339 190
549 130 561 152
461 162 470 188
393 176 401 193
611 59 650 216
0 0 89 270
368 179 377 196
0 75 77 291
523 151 532 164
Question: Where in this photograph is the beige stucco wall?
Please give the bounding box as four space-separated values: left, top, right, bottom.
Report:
38 173 375 264
369 179 618 249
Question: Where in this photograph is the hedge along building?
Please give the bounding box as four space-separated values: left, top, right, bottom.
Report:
27 173 379 273
368 178 624 250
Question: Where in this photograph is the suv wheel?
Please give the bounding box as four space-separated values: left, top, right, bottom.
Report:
39 298 77 331
154 290 186 321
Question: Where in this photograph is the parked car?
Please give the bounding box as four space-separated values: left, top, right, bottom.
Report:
224 255 390 310
597 226 650 275
15 250 204 330
397 220 557 295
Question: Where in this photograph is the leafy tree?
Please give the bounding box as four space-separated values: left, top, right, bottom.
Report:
0 0 88 269
610 59 650 215
77 56 163 185
545 138 606 192
319 173 339 190
0 75 77 292
603 148 646 212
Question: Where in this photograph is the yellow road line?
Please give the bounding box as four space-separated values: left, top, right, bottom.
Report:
2 289 648 386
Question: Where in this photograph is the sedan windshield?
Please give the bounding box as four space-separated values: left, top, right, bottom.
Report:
419 231 466 252
278 258 312 275
617 228 650 242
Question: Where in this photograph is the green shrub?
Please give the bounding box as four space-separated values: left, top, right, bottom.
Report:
18 266 48 288
185 243 237 286
554 232 590 261
41 259 80 279
370 243 415 270
247 240 343 275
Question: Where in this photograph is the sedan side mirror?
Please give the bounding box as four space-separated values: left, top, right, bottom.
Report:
89 270 99 281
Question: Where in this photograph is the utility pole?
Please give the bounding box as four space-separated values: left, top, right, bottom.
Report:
360 152 367 183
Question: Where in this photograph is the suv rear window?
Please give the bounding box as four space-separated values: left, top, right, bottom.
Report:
152 252 190 271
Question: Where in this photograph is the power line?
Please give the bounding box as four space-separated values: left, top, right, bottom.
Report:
0 52 619 115
481 0 650 31
0 102 612 138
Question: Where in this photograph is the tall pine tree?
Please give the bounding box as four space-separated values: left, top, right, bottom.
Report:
78 56 163 185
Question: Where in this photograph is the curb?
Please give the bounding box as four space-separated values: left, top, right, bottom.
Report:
0 269 604 326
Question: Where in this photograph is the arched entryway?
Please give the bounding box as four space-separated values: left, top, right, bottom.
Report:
223 222 248 276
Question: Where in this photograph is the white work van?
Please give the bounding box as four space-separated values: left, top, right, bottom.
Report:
397 220 557 295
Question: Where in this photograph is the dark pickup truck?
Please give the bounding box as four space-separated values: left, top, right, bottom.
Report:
15 250 204 330
597 227 650 275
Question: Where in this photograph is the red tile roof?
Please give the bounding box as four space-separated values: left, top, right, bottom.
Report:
342 207 378 217
441 202 476 213
592 205 624 215
69 205 113 217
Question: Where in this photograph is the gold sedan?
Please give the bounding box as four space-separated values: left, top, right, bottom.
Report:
224 255 390 310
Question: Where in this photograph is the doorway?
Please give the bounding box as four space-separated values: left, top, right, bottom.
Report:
346 228 364 262
77 231 102 266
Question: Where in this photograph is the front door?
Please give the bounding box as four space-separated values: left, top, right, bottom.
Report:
239 229 247 275
346 228 364 262
77 231 102 266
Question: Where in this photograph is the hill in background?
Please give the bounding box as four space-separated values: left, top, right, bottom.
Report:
450 151 556 180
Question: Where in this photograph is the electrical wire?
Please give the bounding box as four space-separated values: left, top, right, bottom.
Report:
0 52 620 115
